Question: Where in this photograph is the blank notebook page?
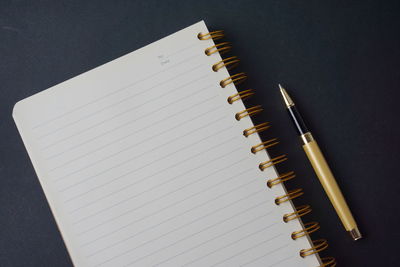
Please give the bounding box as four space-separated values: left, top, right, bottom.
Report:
13 21 320 267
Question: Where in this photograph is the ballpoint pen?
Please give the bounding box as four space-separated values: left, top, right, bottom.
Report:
279 84 362 241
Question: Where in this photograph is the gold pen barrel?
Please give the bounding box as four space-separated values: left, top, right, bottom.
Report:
301 132 362 240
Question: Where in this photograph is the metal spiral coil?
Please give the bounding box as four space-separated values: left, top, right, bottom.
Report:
243 122 271 137
251 138 279 154
283 205 312 222
197 30 225 41
227 89 255 104
275 188 304 205
213 56 240 72
320 257 337 267
267 171 296 188
205 42 232 56
220 72 247 88
259 154 288 170
235 105 263 121
291 222 320 240
300 239 329 258
198 29 334 265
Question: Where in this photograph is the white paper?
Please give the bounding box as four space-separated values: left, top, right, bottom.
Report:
13 21 320 267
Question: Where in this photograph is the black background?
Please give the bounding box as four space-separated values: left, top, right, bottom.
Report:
1 1 399 266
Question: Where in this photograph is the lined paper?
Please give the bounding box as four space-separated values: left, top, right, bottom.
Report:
13 21 320 266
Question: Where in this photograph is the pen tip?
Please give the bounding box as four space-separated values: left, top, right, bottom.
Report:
278 84 294 107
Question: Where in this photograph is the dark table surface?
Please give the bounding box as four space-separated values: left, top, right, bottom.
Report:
1 1 399 266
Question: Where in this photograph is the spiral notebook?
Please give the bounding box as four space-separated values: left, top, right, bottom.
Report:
12 21 334 267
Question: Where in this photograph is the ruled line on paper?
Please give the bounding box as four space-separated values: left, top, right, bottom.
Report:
51 108 224 181
52 95 221 182
267 254 294 267
62 136 241 204
240 244 291 267
209 235 285 267
41 72 213 151
44 81 215 161
124 215 279 267
31 52 203 130
71 136 240 226
67 152 249 215
182 233 284 267
56 107 228 194
79 164 252 247
77 168 259 238
48 92 220 173
95 192 269 266
87 187 264 257
37 63 206 140
72 160 249 229
64 145 248 210
99 208 271 267
166 41 201 58
66 124 234 221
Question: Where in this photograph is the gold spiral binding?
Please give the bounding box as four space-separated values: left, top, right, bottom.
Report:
197 30 224 41
235 105 263 121
320 257 337 267
198 29 334 264
300 239 329 258
259 154 288 170
291 222 320 240
213 56 240 72
283 205 312 222
275 188 304 205
243 122 270 137
267 171 296 188
228 89 255 104
220 72 247 88
251 138 279 154
205 42 232 56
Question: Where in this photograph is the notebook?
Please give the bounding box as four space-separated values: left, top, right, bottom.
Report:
12 21 333 267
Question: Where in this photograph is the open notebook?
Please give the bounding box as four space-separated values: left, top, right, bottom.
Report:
13 21 331 267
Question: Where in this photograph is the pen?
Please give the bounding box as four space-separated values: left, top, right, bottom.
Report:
279 84 362 241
